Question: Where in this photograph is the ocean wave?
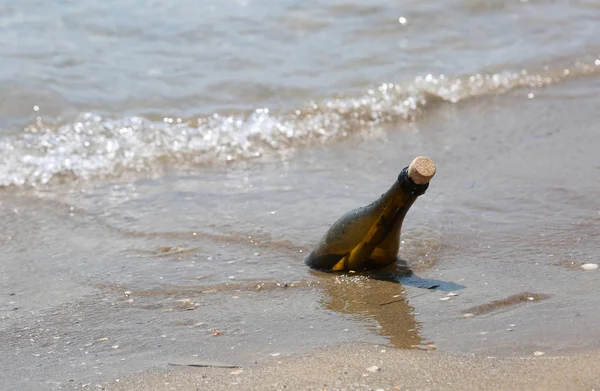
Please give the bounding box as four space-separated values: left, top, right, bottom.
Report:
1 59 599 188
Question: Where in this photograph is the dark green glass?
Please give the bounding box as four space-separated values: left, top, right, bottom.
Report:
305 157 435 272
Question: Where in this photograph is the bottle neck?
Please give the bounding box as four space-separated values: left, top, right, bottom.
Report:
378 166 429 207
397 166 429 196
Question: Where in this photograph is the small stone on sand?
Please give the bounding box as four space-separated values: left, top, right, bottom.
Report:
439 297 450 301
581 263 598 271
464 313 474 318
534 351 545 356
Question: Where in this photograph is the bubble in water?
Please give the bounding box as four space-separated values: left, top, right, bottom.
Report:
1 61 599 188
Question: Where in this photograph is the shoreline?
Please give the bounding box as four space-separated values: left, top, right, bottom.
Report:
108 342 600 390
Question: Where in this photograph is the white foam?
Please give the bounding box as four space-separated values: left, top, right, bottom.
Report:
1 61 599 188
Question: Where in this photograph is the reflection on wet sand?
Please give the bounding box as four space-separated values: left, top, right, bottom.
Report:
311 261 466 349
317 272 427 349
91 263 463 350
92 252 461 349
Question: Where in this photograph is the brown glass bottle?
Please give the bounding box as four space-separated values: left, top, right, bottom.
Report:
304 156 436 272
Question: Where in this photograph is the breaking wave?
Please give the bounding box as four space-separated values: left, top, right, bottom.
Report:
1 59 600 188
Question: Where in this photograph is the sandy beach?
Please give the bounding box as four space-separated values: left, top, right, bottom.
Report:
2 1 600 390
109 343 600 391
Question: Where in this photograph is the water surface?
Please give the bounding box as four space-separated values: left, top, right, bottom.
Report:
1 0 600 389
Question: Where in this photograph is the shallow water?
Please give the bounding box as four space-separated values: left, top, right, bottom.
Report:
1 0 600 389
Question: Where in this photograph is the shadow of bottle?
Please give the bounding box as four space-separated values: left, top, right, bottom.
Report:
366 260 467 292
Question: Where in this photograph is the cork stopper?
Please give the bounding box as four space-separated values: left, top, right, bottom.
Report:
407 156 436 185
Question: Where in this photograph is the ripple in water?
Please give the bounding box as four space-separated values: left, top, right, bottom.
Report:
1 60 600 188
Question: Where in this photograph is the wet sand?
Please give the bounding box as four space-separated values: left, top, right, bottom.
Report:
2 76 600 390
109 343 600 391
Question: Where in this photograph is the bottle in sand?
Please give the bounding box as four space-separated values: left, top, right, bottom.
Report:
304 156 436 272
